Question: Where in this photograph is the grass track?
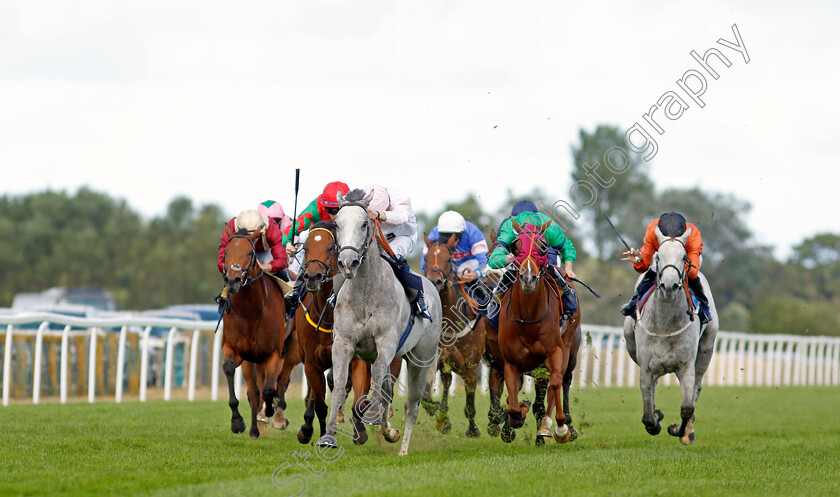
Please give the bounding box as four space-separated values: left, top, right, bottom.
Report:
2 386 839 496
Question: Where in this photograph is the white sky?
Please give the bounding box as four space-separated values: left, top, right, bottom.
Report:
1 1 837 259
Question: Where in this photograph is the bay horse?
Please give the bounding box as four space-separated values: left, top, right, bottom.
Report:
318 189 442 456
497 220 581 444
294 221 375 445
220 228 287 439
623 225 718 444
422 233 486 437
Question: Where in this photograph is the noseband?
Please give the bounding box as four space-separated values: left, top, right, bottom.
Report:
224 233 264 286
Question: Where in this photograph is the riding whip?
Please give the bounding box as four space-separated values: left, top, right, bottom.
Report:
604 213 641 263
568 277 601 299
291 168 301 244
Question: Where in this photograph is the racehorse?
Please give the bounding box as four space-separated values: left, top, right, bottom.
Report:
422 233 486 437
220 227 287 439
294 221 374 445
623 225 719 444
497 221 581 444
318 189 442 456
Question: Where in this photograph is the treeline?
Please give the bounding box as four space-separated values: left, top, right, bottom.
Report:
2 125 838 335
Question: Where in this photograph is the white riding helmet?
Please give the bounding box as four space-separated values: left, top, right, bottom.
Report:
235 210 267 233
438 210 466 233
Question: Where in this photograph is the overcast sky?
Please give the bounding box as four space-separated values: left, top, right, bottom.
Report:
1 1 836 258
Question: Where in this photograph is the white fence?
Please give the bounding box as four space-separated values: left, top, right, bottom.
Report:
1 313 839 406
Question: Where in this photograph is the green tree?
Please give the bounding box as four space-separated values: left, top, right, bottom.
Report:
571 124 656 260
791 233 840 301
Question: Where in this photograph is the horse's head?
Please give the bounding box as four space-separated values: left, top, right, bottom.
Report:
654 224 692 300
223 229 262 296
334 188 373 279
301 222 338 292
511 220 551 293
424 232 458 291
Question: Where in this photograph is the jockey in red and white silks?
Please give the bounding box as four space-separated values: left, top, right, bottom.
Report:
362 184 418 259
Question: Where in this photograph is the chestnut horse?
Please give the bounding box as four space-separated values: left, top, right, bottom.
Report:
294 222 374 445
422 233 486 437
221 228 287 439
497 221 581 444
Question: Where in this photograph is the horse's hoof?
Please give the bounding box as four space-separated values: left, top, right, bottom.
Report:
654 409 664 422
466 425 480 438
568 425 579 442
553 423 571 444
382 427 400 443
537 416 553 438
645 422 662 436
667 424 682 437
398 448 408 456
257 409 269 424
231 417 246 434
438 418 452 434
316 437 338 449
354 426 369 446
500 426 515 444
488 423 500 437
681 431 696 445
249 427 260 440
273 418 289 431
297 427 313 445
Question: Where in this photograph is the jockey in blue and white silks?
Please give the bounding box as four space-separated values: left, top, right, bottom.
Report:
421 211 489 279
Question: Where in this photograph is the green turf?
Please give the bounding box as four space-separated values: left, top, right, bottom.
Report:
2 386 839 497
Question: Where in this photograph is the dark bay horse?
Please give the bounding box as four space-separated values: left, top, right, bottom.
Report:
497 221 581 444
221 228 287 439
294 222 374 445
422 233 486 437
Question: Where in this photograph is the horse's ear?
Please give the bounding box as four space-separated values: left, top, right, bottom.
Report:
424 232 432 248
223 223 234 237
336 190 345 205
511 238 522 256
654 224 665 243
490 229 497 243
446 233 458 249
539 220 551 234
511 220 521 233
360 189 374 208
679 225 692 245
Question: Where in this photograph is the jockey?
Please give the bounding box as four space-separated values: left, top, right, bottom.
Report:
421 210 490 303
620 212 711 324
363 184 431 321
282 181 350 315
258 200 292 235
487 206 578 319
215 209 289 313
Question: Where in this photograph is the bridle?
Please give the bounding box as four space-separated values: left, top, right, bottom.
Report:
424 242 454 284
654 237 689 290
223 233 264 287
300 227 339 286
336 202 374 266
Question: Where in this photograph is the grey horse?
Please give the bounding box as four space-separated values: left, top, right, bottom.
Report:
623 225 719 444
316 189 442 456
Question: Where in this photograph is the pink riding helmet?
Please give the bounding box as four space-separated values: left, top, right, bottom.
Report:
258 200 292 233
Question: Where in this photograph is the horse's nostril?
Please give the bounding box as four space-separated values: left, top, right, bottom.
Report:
350 260 360 270
314 273 323 281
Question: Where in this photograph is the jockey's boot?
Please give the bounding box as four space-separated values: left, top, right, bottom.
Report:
688 276 711 325
620 270 656 319
547 266 577 320
466 279 491 310
284 278 306 319
214 287 229 315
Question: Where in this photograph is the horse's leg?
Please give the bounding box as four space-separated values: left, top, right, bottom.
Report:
256 364 268 423
369 340 400 442
241 361 261 440
640 368 663 435
222 345 246 434
463 367 480 438
421 379 440 416
487 365 504 437
562 358 578 441
437 369 453 434
398 353 431 456
318 338 352 449
668 362 697 445
261 352 282 419
271 355 292 430
547 349 571 444
349 357 370 445
297 361 324 444
534 377 551 442
502 362 528 443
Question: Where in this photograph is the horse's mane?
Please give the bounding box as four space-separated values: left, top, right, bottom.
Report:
343 189 367 203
